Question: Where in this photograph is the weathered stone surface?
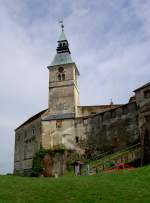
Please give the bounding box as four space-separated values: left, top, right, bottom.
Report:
14 30 150 176
85 102 139 157
134 84 150 164
48 63 79 116
14 115 43 174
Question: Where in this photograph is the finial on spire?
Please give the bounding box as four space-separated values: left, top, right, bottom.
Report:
59 20 64 32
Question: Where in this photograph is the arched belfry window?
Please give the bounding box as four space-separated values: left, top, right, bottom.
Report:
62 73 65 80
58 74 61 81
58 67 65 81
59 43 62 47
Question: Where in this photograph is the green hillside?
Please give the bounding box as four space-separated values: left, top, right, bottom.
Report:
0 166 150 203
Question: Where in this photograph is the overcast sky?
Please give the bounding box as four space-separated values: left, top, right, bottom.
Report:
0 0 150 174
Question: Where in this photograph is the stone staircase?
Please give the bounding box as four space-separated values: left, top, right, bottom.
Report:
89 143 142 172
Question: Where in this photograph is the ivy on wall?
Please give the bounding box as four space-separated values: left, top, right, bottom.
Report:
31 148 65 177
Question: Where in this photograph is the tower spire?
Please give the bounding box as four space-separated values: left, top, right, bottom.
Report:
56 21 71 54
50 22 73 66
59 20 64 32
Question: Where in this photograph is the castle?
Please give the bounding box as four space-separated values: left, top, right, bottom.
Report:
14 24 150 176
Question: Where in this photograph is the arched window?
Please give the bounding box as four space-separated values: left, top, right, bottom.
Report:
62 73 65 80
58 74 61 81
59 43 62 47
57 67 65 81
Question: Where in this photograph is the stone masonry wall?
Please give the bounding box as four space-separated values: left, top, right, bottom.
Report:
77 105 122 117
42 119 74 149
48 64 79 116
135 85 150 164
41 102 140 160
14 117 42 174
85 102 140 157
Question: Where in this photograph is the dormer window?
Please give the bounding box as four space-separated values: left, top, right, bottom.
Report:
56 120 62 128
57 67 65 81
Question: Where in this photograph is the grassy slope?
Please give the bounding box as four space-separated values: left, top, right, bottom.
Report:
0 166 150 203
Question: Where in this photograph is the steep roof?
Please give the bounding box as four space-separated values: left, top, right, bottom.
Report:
58 31 68 41
134 82 150 92
15 109 47 130
50 52 73 66
49 28 75 67
42 113 75 121
81 102 136 119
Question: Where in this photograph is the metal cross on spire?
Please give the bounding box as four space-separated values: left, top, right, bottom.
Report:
59 20 64 32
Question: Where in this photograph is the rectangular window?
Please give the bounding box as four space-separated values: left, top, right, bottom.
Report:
91 112 96 115
24 130 27 138
56 120 62 128
83 119 88 126
75 136 79 143
32 129 35 135
144 89 150 99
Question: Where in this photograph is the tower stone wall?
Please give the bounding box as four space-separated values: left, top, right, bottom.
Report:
48 63 79 116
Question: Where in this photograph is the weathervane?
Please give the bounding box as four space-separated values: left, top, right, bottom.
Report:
59 20 64 32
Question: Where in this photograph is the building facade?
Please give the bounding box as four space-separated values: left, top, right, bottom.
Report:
14 27 150 176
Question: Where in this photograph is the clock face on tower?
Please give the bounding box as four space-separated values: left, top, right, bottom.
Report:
58 67 64 73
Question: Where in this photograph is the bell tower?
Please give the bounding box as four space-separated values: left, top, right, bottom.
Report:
47 23 80 118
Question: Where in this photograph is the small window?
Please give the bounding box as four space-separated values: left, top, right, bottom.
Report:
57 67 65 81
32 129 35 135
75 136 79 143
56 120 62 128
24 131 27 138
58 74 61 81
91 112 96 115
62 74 65 80
144 89 150 99
83 119 88 126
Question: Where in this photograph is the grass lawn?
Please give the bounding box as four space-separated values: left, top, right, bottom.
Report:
0 166 150 203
